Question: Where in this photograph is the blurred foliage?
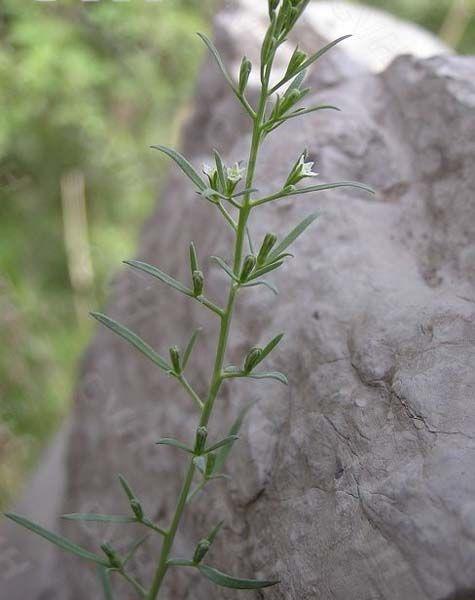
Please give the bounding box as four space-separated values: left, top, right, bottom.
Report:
0 0 472 509
360 0 475 53
0 0 214 507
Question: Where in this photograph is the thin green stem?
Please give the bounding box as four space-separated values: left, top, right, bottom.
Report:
147 38 275 600
120 570 147 598
177 375 203 410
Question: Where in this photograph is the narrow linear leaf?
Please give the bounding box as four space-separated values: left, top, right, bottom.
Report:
124 535 150 565
231 187 258 199
197 33 235 90
241 280 279 295
207 521 224 544
124 260 193 297
248 260 284 281
97 566 114 600
210 256 239 282
118 474 138 502
248 371 288 385
268 212 319 261
300 34 352 73
270 35 352 94
286 181 375 197
284 69 306 97
213 149 227 191
62 514 137 524
198 564 279 589
182 327 202 369
276 105 340 123
90 313 170 372
258 333 284 365
246 227 255 254
214 404 253 472
151 145 206 191
204 435 239 454
4 513 108 566
156 438 193 454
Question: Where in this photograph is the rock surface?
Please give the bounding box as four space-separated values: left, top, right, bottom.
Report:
2 2 475 600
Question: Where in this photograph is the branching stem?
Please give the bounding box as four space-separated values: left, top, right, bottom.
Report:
146 41 275 600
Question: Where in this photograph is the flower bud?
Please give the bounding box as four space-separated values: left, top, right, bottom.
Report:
130 499 144 521
193 539 211 564
189 242 199 273
194 426 208 454
285 46 307 77
238 57 252 94
205 452 216 478
257 233 278 266
244 347 263 373
169 345 181 374
192 270 204 297
101 543 122 569
240 254 256 282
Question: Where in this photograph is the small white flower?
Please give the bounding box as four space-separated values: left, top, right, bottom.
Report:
202 163 217 178
298 153 318 178
226 162 245 183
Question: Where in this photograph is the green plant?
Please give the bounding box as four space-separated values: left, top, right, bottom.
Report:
4 1 373 597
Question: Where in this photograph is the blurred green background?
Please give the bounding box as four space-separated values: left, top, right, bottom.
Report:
0 0 473 509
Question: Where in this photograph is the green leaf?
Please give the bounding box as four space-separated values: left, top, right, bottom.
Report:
123 534 150 565
248 260 284 281
198 565 279 589
210 256 239 282
4 513 108 566
213 149 227 192
204 435 239 454
285 181 375 198
62 514 137 524
97 566 114 600
156 438 193 454
124 260 193 297
197 33 235 91
270 35 352 94
300 34 352 73
90 313 170 372
268 212 319 261
182 327 202 370
207 521 224 544
258 333 284 364
248 371 288 385
273 105 340 126
118 474 138 503
189 242 199 273
214 404 253 473
151 145 206 191
241 280 278 295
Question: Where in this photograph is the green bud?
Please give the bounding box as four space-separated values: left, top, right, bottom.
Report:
193 539 211 564
238 57 252 94
244 347 263 373
240 254 256 282
130 499 144 521
101 543 122 569
169 345 181 374
257 233 278 266
194 426 208 454
205 452 216 478
189 242 199 274
285 46 307 77
269 0 280 12
192 270 204 297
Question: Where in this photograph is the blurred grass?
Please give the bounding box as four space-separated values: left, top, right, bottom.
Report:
0 0 473 510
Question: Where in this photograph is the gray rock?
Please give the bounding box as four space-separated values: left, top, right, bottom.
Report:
2 2 474 599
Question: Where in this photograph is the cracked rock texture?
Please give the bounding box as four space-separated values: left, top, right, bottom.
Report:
3 2 474 600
